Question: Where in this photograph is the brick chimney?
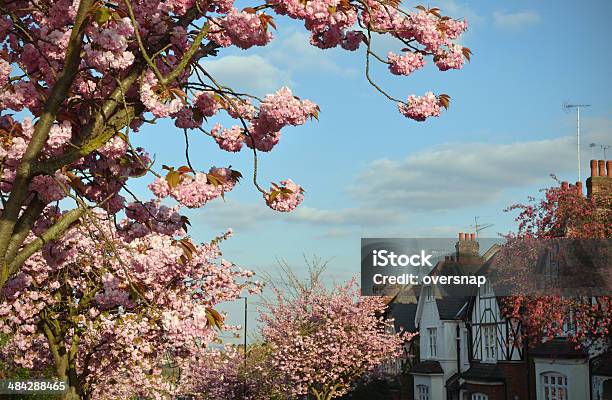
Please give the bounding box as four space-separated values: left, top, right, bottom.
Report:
455 232 480 264
586 159 612 200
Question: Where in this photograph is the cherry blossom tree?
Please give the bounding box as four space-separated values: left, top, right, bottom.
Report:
0 214 261 399
0 0 469 287
501 180 612 347
0 0 468 398
260 276 408 400
178 343 285 400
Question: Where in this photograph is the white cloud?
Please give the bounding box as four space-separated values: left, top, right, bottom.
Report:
288 206 400 226
493 10 541 30
192 200 402 231
192 117 612 230
200 55 292 95
349 120 611 212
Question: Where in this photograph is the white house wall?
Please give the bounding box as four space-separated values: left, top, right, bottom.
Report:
533 358 590 400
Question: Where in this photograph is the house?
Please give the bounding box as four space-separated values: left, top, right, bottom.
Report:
411 235 483 400
407 159 611 400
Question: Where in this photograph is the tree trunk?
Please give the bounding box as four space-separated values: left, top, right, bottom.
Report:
61 386 81 400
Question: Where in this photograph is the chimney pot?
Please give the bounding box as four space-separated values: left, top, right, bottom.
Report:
591 160 598 177
607 160 612 178
576 181 583 195
459 232 465 241
599 160 606 177
470 233 476 241
561 181 569 190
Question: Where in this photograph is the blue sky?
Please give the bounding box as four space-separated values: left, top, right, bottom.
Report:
129 0 612 334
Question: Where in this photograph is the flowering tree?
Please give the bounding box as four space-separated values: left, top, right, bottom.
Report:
179 343 284 400
0 0 467 398
0 214 261 399
260 277 408 400
0 0 469 288
501 180 612 347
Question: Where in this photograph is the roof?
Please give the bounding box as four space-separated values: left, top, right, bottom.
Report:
445 372 460 390
389 302 418 332
436 296 470 320
460 362 505 383
593 352 612 376
411 360 443 374
530 338 587 359
428 260 481 320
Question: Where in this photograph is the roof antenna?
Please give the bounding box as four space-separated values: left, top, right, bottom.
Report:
563 102 591 182
470 216 493 239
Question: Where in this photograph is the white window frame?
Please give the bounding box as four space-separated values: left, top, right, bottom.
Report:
561 309 576 336
425 285 434 301
541 372 568 400
427 327 437 358
482 324 496 362
417 384 430 400
472 394 488 400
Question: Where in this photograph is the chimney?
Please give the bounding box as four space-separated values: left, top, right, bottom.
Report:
586 159 612 200
455 232 480 264
576 181 583 196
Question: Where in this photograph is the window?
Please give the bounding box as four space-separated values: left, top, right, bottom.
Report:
427 327 437 358
472 394 488 400
561 310 576 335
425 285 434 301
482 325 496 362
541 372 568 400
417 385 429 400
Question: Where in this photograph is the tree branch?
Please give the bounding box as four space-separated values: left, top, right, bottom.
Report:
0 0 94 263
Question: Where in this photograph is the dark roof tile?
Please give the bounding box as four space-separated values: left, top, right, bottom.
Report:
411 360 444 374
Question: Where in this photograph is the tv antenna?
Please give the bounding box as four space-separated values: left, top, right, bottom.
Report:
563 102 591 182
589 142 610 160
469 216 494 239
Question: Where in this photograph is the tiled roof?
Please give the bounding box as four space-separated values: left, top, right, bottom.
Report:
411 360 444 374
530 338 587 359
428 260 481 320
389 302 418 332
460 362 505 382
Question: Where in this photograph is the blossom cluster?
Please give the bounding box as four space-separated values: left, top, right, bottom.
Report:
149 167 238 208
397 92 441 121
265 179 305 212
387 52 425 76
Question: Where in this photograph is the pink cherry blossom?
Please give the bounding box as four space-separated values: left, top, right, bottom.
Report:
265 179 304 212
398 92 441 121
211 123 244 152
387 51 425 76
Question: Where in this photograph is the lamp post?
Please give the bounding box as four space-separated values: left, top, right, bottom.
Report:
238 296 248 399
